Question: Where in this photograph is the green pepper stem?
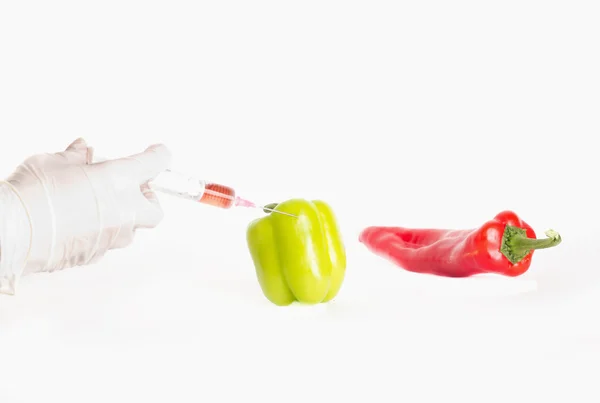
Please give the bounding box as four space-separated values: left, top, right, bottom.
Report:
263 203 279 214
500 225 562 264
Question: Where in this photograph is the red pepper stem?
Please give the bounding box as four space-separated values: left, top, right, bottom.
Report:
500 225 562 264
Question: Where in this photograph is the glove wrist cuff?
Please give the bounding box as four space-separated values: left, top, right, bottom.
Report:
0 181 33 294
3 179 55 275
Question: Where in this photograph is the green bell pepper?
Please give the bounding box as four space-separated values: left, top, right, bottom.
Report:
246 199 347 306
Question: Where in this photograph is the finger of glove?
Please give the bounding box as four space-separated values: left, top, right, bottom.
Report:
107 144 172 185
128 144 172 183
134 183 165 229
58 138 93 165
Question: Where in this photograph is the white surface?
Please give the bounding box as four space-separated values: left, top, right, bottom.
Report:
1 1 599 402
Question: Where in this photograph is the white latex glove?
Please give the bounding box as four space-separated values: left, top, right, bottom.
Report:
0 138 172 295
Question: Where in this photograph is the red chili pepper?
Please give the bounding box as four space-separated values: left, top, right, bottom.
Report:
358 211 561 277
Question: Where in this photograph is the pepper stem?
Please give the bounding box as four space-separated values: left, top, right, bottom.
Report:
263 203 279 214
500 225 562 264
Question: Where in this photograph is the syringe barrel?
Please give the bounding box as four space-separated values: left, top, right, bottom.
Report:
148 170 207 201
148 170 238 209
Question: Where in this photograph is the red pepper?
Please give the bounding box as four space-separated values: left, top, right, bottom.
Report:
358 211 561 277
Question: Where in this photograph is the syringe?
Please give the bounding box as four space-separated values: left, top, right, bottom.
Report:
147 170 297 218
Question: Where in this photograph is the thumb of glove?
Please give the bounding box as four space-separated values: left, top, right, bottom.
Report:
59 137 94 165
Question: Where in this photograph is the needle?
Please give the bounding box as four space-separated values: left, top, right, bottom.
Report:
259 205 298 218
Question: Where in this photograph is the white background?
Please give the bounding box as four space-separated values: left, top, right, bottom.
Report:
1 0 599 401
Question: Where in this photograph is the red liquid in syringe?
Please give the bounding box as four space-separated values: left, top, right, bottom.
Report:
198 183 255 209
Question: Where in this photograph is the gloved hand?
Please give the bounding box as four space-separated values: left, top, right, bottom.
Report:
0 138 172 294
